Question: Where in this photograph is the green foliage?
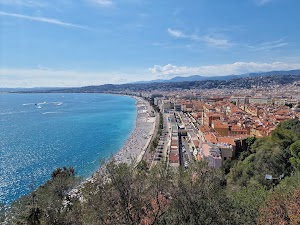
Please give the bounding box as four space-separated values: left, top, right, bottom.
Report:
152 136 159 149
136 159 148 171
257 173 300 225
164 161 236 225
228 184 269 225
7 167 81 225
6 161 245 225
273 172 300 196
277 118 300 134
159 112 163 130
221 159 237 175
245 136 257 150
150 112 163 153
80 161 172 225
227 154 256 187
51 166 75 178
227 119 300 188
290 140 300 171
0 203 6 224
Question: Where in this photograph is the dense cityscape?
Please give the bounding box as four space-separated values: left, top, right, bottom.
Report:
119 77 300 171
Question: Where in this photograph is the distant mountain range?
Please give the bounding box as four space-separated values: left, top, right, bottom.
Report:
33 73 300 94
2 69 300 93
135 69 300 84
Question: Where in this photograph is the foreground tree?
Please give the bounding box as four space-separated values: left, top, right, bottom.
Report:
257 173 300 225
163 162 235 225
257 187 300 225
290 140 300 171
81 161 172 225
227 119 300 188
7 167 81 225
5 138 300 225
228 184 268 225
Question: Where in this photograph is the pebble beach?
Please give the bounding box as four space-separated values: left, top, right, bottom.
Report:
113 96 156 165
88 96 156 182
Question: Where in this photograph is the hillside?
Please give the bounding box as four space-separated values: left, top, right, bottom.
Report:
134 69 300 84
37 74 300 94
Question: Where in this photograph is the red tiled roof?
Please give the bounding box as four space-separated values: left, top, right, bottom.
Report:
212 120 229 129
217 137 236 146
204 133 218 144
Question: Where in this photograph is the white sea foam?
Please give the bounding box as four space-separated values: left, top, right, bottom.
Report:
0 112 13 115
51 102 63 106
42 112 60 115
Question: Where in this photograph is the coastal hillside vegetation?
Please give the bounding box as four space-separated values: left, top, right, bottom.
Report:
2 119 300 225
226 119 300 188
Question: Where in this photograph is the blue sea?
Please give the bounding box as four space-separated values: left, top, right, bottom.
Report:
0 93 136 204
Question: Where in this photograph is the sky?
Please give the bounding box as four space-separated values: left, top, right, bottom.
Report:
1 0 300 87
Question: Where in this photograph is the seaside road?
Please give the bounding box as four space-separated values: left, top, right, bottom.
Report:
142 110 160 167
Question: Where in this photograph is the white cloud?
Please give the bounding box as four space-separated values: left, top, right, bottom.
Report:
0 11 89 29
167 28 232 48
167 28 185 38
202 35 232 48
258 39 288 50
247 39 288 51
89 0 113 6
258 42 288 51
149 62 300 77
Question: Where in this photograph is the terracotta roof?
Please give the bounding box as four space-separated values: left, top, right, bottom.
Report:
204 133 218 144
217 137 236 146
212 120 229 129
199 125 212 133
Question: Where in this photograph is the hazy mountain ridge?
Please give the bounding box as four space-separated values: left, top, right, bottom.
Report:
135 69 300 83
3 69 300 92
36 73 300 94
7 70 300 93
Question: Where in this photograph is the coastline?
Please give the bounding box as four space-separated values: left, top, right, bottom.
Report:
88 95 156 181
0 93 155 205
113 96 156 165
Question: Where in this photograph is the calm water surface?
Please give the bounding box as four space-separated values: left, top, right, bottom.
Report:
0 93 136 204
